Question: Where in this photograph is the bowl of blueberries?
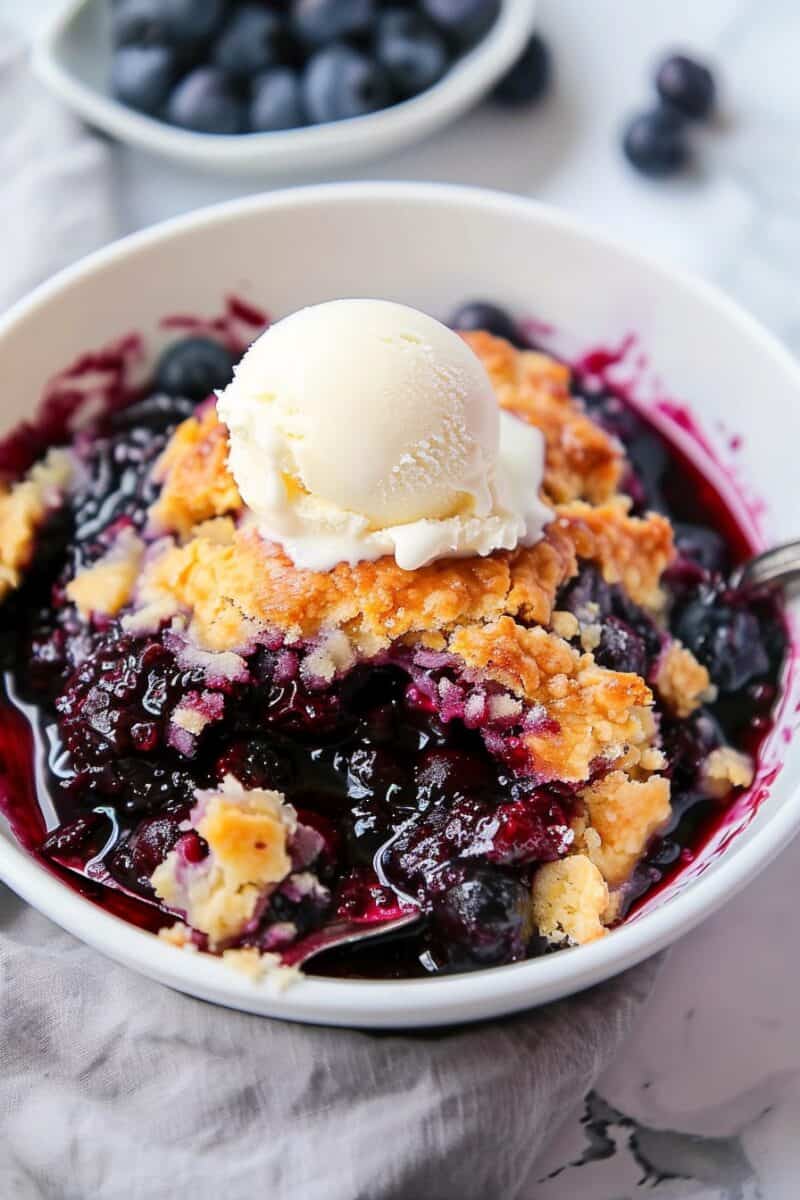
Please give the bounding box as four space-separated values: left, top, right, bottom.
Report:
33 0 539 173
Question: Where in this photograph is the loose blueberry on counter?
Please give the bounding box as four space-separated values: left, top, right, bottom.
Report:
166 66 245 134
292 0 375 48
113 0 227 48
622 106 688 177
212 4 283 78
374 9 448 99
250 68 306 132
655 53 715 120
302 44 391 124
493 33 551 106
449 300 521 345
154 336 238 401
111 44 177 114
420 0 500 49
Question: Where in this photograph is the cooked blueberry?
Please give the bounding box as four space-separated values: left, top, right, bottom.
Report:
432 866 530 966
673 591 770 692
110 392 195 432
594 616 648 677
212 4 283 78
420 0 499 48
556 563 614 622
166 67 245 134
656 53 715 120
448 300 519 344
111 44 176 114
302 44 390 124
375 9 448 98
113 0 226 47
292 0 375 47
154 337 237 400
623 107 689 177
493 33 550 105
673 521 728 574
250 68 305 131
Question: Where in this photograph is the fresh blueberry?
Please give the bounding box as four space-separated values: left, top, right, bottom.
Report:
154 337 237 401
449 300 520 344
656 53 715 120
249 68 305 131
112 0 226 47
673 590 770 692
292 0 375 47
166 67 245 134
673 522 729 574
302 44 390 124
432 866 530 967
419 0 500 48
111 45 176 114
622 106 689 177
212 5 283 78
374 9 449 99
493 33 550 105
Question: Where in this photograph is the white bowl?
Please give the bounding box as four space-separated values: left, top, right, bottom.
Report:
32 0 536 175
1 183 798 1028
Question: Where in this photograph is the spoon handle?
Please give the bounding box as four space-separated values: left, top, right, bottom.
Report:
730 539 800 590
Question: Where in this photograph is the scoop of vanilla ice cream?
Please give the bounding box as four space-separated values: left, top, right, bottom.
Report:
217 299 551 571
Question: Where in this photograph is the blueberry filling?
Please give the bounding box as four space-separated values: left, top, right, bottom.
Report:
0 329 786 979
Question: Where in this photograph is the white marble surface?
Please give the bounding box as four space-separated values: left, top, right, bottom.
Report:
3 0 800 1195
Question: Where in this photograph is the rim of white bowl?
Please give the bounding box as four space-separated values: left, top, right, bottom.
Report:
32 0 537 174
0 182 798 1027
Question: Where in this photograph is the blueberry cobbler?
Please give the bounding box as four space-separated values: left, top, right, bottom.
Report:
0 298 786 982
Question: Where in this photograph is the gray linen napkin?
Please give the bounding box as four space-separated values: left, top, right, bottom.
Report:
0 27 662 1200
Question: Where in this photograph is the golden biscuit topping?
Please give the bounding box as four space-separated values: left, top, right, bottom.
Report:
0 449 72 601
152 779 296 947
531 855 610 945
461 330 623 504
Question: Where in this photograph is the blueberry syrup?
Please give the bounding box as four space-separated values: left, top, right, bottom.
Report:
0 317 789 980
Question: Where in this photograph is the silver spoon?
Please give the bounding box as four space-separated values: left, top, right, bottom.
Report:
729 538 800 592
281 909 422 969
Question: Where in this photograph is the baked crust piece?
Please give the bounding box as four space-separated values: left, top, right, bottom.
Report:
573 771 672 886
450 617 655 783
0 449 72 601
461 330 623 504
531 855 610 945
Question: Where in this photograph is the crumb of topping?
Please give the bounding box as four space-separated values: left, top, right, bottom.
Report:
702 746 755 798
532 855 609 945
579 622 602 652
66 527 144 618
152 778 296 947
576 771 671 885
301 629 356 684
0 449 72 600
551 609 579 640
157 921 197 950
221 947 300 988
462 331 623 504
451 616 655 783
655 640 715 717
